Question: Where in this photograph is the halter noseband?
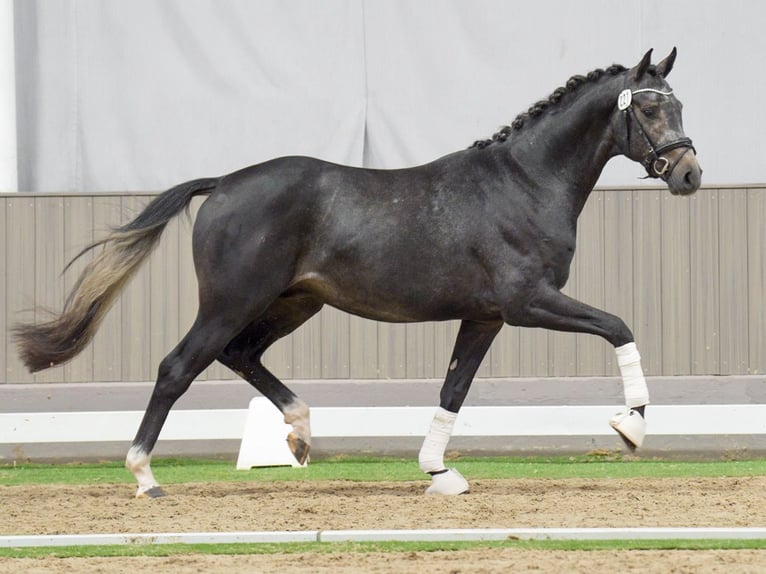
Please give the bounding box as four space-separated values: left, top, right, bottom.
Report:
618 87 695 180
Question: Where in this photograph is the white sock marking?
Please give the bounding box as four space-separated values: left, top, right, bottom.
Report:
283 399 311 445
126 446 159 496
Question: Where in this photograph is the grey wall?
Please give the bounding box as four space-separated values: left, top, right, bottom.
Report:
13 0 766 192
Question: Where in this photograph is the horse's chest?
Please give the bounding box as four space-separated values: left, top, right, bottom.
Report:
541 234 577 288
540 233 576 265
494 222 577 289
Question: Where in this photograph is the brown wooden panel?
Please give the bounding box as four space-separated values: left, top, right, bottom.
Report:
718 188 750 374
575 192 605 375
33 197 67 383
519 328 549 377
489 325 520 377
349 315 379 378
689 189 720 375
263 337 292 380
603 190 634 376
291 312 323 379
748 188 766 374
405 323 432 378
5 196 37 383
660 193 692 374
320 306 349 378
632 189 663 375
2 187 764 383
377 322 407 379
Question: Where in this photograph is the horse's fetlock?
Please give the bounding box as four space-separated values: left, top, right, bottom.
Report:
126 445 161 494
283 399 310 424
125 445 150 472
283 399 311 444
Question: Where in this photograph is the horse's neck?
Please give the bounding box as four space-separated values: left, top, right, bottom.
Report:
507 79 621 213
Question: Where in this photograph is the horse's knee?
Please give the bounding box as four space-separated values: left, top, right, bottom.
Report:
440 384 468 412
604 316 633 348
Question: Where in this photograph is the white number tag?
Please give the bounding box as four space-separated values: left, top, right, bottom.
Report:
618 89 633 111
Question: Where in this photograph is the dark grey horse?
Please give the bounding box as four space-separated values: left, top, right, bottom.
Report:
15 49 701 496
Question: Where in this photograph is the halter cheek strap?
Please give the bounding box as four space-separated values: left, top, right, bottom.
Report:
618 88 695 181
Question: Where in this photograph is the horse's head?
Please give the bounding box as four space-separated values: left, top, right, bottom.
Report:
615 48 702 195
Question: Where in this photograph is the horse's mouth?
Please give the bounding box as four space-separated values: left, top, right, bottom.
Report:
667 152 702 196
669 182 699 196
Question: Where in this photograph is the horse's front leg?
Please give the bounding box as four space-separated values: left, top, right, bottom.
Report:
507 286 649 449
419 320 502 495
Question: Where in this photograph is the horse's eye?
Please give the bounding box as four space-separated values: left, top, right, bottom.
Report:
641 107 657 118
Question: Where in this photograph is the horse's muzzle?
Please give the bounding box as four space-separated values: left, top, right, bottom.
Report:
667 149 702 196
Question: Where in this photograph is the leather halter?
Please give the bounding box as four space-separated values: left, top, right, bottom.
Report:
618 87 695 181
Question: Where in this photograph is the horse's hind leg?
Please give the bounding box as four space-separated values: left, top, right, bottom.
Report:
218 295 323 465
126 309 257 498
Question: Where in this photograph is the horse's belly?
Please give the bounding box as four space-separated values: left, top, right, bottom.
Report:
291 272 500 323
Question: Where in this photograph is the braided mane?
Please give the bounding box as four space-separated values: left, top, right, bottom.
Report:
470 63 629 149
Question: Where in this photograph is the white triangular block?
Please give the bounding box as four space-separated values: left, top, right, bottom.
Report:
236 397 307 469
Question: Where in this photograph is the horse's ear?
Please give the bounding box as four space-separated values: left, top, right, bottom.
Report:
630 49 653 82
655 47 677 78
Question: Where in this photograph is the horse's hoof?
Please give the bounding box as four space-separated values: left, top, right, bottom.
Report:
287 432 310 465
425 468 469 495
609 409 646 450
136 486 166 499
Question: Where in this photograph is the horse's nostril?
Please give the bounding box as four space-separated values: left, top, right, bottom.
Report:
684 171 693 185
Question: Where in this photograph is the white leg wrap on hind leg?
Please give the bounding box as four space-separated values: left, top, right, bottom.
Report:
418 407 457 474
615 342 650 408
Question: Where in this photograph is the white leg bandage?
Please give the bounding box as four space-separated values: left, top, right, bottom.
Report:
418 407 457 474
615 342 650 408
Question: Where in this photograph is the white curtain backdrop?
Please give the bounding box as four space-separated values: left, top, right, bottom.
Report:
14 0 766 191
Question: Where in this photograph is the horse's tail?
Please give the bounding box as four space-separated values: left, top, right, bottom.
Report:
13 177 219 373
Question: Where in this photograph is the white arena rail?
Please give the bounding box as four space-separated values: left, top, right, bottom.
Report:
3 399 766 468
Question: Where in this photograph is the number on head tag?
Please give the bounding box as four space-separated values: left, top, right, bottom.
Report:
618 89 632 111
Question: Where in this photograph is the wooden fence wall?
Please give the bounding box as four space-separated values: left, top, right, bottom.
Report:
1 186 764 384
